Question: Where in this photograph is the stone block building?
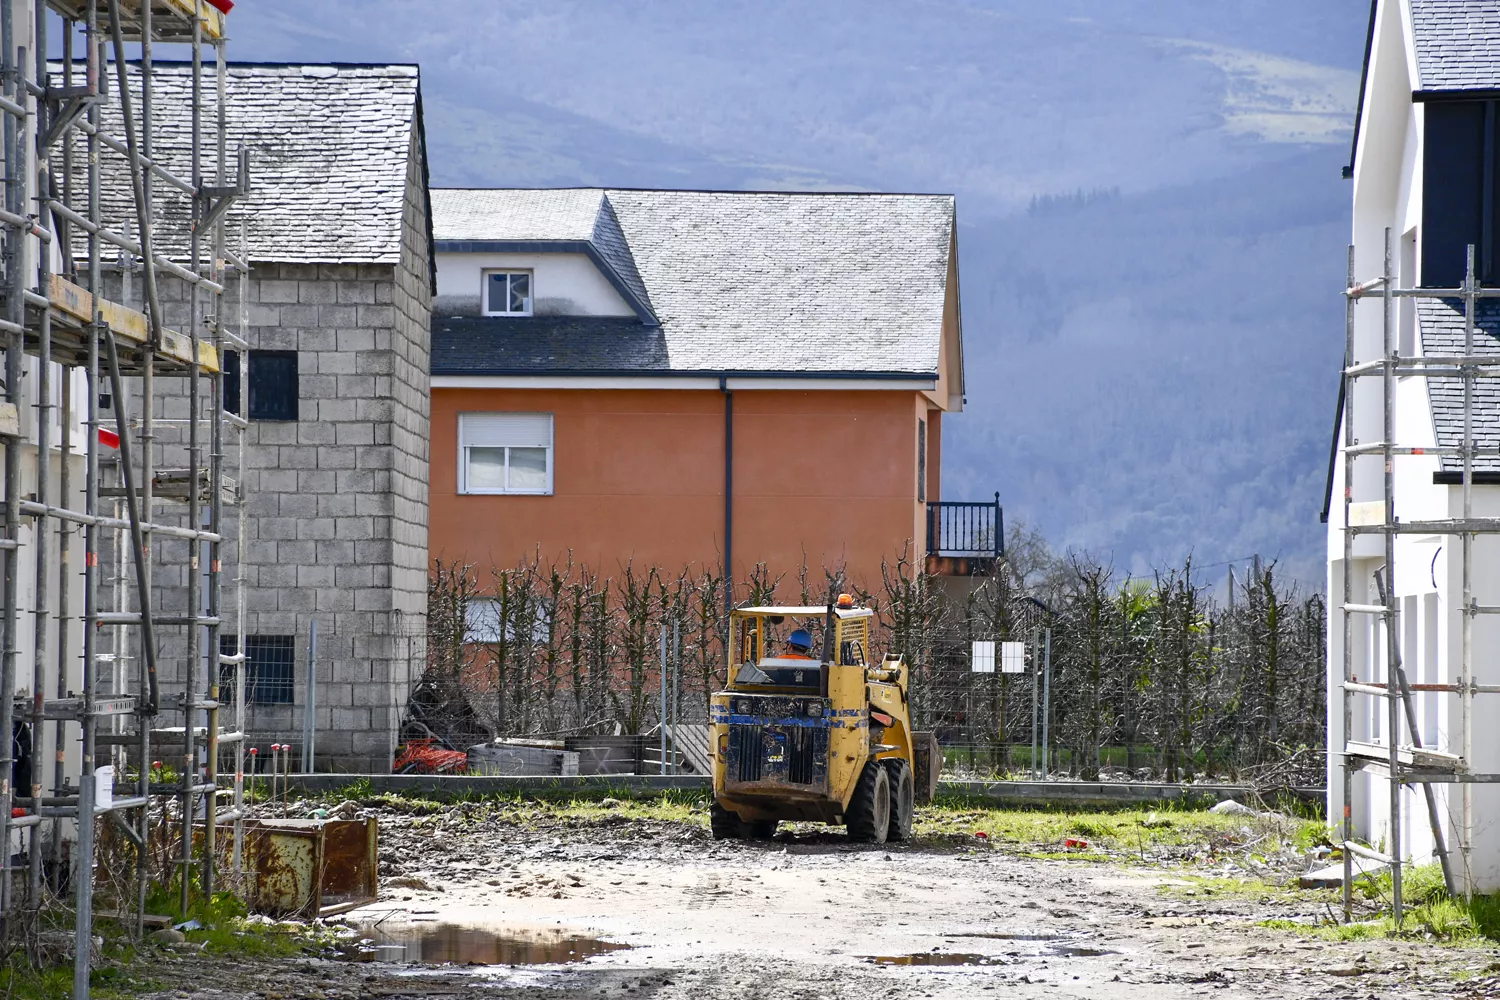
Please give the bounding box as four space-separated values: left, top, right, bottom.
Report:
95 63 434 770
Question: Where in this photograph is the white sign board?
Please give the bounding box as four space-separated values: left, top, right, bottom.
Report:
1000 641 1028 674
970 640 995 673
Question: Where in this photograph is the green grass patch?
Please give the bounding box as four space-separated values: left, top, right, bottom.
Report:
0 942 163 1000
133 884 329 959
912 800 1323 859
0 956 75 1000
1255 863 1500 944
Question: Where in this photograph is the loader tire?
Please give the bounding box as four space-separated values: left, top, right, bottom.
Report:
883 759 915 842
747 819 779 840
845 760 891 844
710 801 745 840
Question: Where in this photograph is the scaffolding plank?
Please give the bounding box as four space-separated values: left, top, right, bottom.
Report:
18 695 138 720
46 275 220 373
1346 740 1465 772
45 0 225 41
1349 519 1500 535
1300 853 1387 889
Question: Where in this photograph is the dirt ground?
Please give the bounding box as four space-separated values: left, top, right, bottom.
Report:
133 799 1500 1000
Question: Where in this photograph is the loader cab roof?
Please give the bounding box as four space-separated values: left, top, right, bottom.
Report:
728 606 875 691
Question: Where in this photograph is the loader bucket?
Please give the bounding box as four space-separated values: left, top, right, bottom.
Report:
912 731 941 804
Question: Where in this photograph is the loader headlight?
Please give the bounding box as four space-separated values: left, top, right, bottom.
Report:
735 699 753 715
806 701 824 717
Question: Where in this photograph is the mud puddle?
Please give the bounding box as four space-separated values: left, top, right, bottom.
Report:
342 920 630 967
864 952 1007 967
932 931 1117 959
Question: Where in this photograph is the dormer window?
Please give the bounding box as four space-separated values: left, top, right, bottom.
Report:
484 270 533 316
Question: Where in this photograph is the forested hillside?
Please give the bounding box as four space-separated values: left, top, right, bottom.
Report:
233 0 1369 583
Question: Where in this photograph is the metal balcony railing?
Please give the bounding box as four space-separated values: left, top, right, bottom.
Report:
925 494 1003 559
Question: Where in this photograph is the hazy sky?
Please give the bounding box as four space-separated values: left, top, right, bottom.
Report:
207 1 1369 583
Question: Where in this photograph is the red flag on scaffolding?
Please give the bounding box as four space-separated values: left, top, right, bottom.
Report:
208 0 234 12
98 427 120 449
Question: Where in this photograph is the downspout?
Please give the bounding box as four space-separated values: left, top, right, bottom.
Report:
721 376 733 611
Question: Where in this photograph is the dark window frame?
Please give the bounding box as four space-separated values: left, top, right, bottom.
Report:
219 634 296 705
247 350 299 422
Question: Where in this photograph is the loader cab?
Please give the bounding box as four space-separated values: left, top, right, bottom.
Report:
728 604 874 693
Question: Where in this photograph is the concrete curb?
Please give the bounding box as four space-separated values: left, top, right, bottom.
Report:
284 772 1324 807
287 773 708 797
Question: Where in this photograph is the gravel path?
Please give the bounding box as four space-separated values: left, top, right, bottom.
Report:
134 801 1497 999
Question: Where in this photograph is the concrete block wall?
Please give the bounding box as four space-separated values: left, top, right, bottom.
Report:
107 152 432 770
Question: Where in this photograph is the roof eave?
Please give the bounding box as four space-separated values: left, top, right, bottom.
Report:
1345 0 1382 180
1413 87 1500 101
429 367 938 380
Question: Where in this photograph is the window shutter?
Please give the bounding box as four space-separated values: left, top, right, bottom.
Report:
223 349 241 416
1422 101 1487 288
461 412 552 448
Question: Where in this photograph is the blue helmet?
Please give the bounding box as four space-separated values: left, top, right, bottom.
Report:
787 629 814 653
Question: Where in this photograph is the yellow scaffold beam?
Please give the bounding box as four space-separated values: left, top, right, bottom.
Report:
49 274 221 373
47 0 226 42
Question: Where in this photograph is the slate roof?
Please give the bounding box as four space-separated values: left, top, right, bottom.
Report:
1411 0 1500 91
431 189 601 242
431 188 957 376
1421 298 1500 471
432 317 664 375
77 62 423 264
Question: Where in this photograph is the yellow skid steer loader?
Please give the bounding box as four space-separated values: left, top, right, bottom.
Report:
709 596 938 842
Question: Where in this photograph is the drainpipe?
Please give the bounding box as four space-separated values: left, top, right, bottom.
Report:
721 377 733 612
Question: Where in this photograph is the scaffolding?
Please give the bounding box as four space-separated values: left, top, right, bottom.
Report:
1339 231 1500 923
0 2 250 997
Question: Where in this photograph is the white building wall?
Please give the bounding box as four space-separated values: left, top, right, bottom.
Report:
1330 0 1500 893
433 251 635 318
3 358 89 856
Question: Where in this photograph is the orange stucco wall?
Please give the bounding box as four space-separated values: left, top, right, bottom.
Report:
430 387 940 590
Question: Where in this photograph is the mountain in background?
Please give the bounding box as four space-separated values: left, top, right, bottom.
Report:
225 0 1369 584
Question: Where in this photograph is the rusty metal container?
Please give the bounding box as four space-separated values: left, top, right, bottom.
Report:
242 817 378 918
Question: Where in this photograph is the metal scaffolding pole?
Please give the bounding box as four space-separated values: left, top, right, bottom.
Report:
0 0 25 937
0 3 245 995
1339 234 1500 922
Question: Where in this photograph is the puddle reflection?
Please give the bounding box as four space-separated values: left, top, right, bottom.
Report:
344 921 630 966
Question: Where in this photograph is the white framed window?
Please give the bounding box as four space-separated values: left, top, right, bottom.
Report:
464 598 553 644
459 412 553 495
464 599 502 643
483 269 533 316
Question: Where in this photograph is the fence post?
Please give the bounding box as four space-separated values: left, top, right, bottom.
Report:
1030 625 1040 780
302 618 318 772
671 618 680 774
659 626 668 776
1041 624 1053 777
